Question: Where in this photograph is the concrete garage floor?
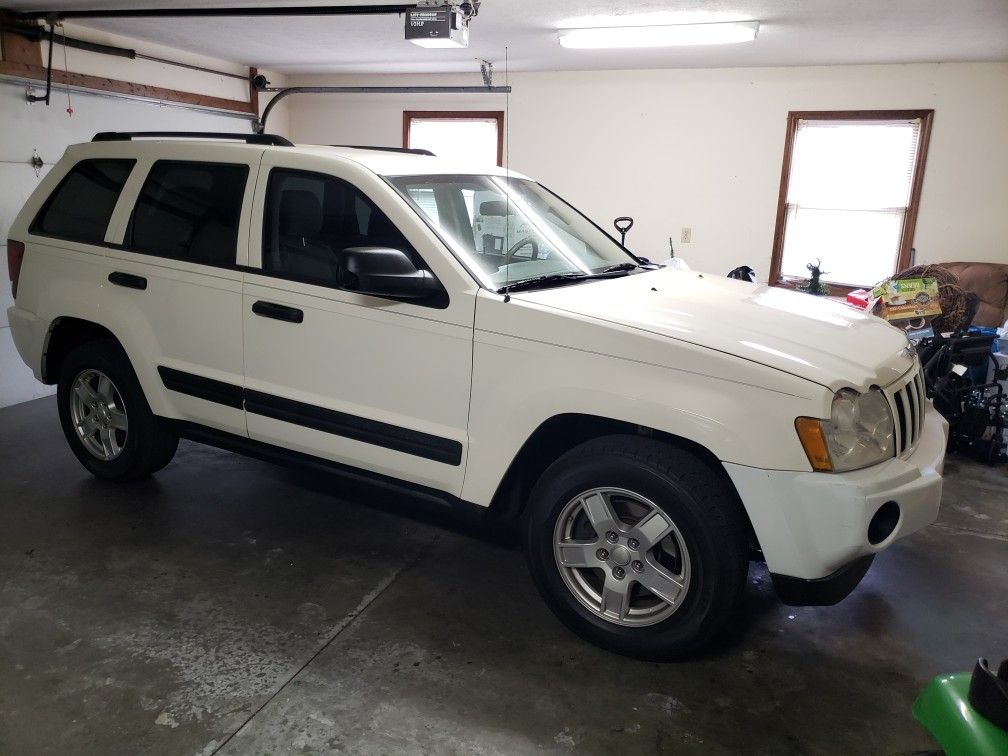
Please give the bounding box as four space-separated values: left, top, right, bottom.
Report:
1 397 1006 755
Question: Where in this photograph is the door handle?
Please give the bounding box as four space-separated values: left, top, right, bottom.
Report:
252 300 303 323
108 271 147 290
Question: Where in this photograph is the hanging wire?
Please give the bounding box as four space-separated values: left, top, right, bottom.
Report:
58 22 73 116
503 44 511 301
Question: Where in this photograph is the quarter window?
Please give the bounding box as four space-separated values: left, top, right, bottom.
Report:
126 161 248 267
262 168 415 287
31 159 135 244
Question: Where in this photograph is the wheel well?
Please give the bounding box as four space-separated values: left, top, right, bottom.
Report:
42 317 119 384
486 413 761 554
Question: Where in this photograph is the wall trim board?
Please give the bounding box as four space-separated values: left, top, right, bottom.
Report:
0 75 259 123
249 66 259 116
0 14 255 115
0 60 256 114
0 23 43 67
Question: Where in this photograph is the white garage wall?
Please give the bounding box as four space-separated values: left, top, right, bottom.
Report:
287 62 1008 278
0 30 289 408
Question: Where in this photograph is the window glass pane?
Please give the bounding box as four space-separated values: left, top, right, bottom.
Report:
128 161 247 267
780 117 922 286
788 122 918 209
262 169 414 287
781 207 904 285
409 118 499 165
32 159 134 244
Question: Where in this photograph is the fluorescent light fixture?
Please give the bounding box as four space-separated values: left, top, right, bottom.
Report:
558 21 759 49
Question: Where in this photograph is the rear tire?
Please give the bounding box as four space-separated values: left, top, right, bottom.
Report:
57 339 178 481
524 435 748 660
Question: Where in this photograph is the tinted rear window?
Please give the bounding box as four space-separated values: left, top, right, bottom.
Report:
31 159 135 244
126 160 248 267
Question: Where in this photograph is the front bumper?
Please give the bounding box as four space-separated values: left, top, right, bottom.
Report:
725 405 948 586
771 554 875 607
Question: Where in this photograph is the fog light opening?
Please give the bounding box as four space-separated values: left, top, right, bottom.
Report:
868 501 901 545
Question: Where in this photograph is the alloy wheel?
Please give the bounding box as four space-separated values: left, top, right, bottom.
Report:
69 368 128 461
553 487 691 627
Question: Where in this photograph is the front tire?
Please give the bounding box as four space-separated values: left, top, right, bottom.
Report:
57 339 178 481
525 435 749 660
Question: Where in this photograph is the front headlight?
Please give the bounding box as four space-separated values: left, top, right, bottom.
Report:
795 388 895 472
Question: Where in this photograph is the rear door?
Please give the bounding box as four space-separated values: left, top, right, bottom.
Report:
241 151 477 496
101 143 262 436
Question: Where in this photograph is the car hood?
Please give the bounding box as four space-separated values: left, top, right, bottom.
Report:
513 267 914 391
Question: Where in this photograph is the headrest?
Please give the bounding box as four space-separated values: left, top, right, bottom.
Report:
479 200 512 217
279 190 322 237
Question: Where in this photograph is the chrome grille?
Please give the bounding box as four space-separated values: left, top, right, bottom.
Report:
886 367 926 457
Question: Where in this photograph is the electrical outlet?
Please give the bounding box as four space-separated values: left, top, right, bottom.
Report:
680 227 692 244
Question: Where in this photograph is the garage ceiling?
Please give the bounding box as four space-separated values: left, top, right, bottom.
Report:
8 0 1008 74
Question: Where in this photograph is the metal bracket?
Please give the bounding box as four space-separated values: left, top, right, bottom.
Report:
414 1 479 17
478 58 493 87
30 149 44 177
253 81 511 133
25 15 58 105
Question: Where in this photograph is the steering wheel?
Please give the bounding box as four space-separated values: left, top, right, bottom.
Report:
504 237 540 265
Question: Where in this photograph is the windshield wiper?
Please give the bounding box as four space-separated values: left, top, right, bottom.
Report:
499 266 637 294
498 272 589 294
599 262 641 273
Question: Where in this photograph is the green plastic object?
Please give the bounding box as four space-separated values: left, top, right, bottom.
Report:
913 673 1008 756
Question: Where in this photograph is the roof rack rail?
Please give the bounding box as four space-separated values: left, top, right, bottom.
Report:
92 131 294 146
331 144 435 156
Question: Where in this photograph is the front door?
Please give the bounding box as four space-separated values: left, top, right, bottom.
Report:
241 151 476 496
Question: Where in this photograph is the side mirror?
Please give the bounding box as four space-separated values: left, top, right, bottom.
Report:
336 247 442 301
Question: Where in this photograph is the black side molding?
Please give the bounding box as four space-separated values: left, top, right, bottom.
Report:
169 420 486 523
157 366 244 409
771 555 875 607
157 367 463 466
245 390 463 466
108 271 147 290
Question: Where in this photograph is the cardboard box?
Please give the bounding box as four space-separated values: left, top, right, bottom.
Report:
870 277 942 322
846 288 870 309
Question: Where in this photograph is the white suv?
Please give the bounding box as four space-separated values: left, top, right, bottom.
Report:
6 132 947 659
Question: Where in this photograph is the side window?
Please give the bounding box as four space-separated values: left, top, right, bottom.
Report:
31 159 135 244
126 161 248 267
262 168 416 287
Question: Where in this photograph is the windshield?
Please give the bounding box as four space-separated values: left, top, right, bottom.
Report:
386 174 638 290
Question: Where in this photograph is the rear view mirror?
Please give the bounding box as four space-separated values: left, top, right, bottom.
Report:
479 200 513 217
336 247 443 301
